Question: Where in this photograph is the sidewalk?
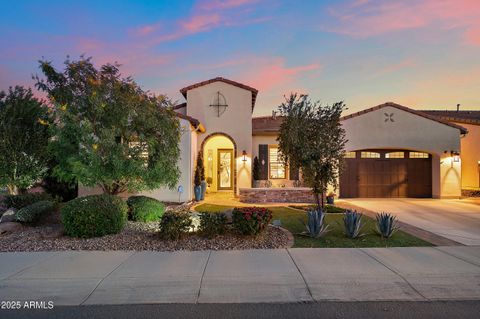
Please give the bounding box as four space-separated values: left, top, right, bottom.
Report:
1 247 479 306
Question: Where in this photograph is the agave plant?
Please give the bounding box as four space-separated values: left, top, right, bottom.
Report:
300 209 330 238
375 212 399 238
343 210 364 238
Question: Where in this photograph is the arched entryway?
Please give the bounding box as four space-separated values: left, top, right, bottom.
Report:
201 132 237 194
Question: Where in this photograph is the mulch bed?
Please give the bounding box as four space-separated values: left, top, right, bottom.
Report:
0 215 290 252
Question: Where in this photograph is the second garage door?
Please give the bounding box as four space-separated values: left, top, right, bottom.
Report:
340 150 432 198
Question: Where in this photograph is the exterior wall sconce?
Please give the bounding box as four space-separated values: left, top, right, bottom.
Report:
242 150 247 162
444 150 460 163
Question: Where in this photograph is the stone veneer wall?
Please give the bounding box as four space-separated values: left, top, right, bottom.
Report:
239 187 316 203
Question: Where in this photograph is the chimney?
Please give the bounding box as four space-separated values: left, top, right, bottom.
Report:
272 110 277 119
457 104 460 112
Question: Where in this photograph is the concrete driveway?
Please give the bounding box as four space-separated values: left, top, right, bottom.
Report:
342 199 480 245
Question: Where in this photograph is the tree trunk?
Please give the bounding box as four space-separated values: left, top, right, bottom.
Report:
314 193 321 210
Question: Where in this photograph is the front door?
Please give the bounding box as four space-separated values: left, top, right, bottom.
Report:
217 149 233 190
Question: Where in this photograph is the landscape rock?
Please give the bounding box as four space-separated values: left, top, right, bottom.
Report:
0 208 17 223
0 222 23 236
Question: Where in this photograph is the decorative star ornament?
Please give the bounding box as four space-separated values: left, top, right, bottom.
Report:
384 113 394 122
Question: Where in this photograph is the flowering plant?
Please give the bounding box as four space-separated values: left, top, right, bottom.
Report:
232 207 273 235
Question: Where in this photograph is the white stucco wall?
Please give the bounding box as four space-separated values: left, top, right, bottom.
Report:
341 106 462 198
78 118 195 202
186 81 253 194
455 122 480 189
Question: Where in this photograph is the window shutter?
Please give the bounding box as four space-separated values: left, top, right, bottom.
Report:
258 144 268 180
289 164 299 180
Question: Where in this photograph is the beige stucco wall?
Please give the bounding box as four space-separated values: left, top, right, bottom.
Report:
78 118 195 202
186 81 253 194
342 106 462 198
455 122 480 189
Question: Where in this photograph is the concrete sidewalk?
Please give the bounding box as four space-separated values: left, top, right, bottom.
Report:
0 247 479 306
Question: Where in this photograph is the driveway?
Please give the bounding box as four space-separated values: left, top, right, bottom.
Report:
342 199 480 245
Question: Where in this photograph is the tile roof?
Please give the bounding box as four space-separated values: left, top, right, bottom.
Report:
252 102 469 135
173 102 186 110
179 77 258 112
419 110 480 126
341 102 468 134
176 112 204 131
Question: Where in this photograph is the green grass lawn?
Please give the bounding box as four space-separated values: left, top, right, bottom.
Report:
194 203 433 248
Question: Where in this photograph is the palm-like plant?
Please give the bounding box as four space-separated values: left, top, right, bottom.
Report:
343 210 364 238
375 212 399 238
300 209 330 238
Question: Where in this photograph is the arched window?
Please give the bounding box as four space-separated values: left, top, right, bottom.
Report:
385 152 404 158
360 151 380 158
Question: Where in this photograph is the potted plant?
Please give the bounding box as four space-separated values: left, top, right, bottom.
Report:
326 191 336 205
197 152 207 200
194 155 202 201
252 156 261 188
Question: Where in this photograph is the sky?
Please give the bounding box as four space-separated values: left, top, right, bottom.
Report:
0 0 479 116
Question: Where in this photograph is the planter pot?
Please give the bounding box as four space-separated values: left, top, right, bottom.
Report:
200 180 207 200
194 185 202 201
326 196 334 205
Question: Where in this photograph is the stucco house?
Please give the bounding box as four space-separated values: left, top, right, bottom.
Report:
79 77 479 202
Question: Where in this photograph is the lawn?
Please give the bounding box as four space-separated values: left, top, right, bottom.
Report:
194 203 433 248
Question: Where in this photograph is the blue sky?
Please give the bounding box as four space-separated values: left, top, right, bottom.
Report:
1 0 479 116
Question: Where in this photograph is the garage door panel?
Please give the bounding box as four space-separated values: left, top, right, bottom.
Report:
340 151 431 198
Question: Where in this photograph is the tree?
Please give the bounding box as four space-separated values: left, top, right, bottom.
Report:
35 57 181 195
277 94 347 208
0 86 52 194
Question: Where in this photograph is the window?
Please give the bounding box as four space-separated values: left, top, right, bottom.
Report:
361 151 380 158
344 151 356 158
386 152 404 158
269 146 286 179
409 152 429 158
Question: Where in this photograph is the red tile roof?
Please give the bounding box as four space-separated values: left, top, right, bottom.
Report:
419 110 480 126
173 102 186 110
179 77 258 112
252 102 468 135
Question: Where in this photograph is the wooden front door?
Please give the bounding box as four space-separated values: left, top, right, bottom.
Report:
217 149 233 190
340 150 432 198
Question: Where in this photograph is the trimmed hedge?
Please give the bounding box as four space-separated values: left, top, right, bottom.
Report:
159 211 192 240
127 196 165 222
15 200 55 223
232 207 272 236
198 212 227 238
3 193 53 209
61 194 128 238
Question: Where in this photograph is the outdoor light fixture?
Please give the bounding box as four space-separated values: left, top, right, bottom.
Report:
242 150 247 162
444 150 460 163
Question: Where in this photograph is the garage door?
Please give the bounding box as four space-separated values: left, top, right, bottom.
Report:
340 150 432 198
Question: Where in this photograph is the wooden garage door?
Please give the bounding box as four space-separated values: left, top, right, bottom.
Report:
340 150 432 198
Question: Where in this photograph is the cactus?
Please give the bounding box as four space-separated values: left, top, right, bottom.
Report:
301 209 330 238
375 212 399 238
343 210 364 238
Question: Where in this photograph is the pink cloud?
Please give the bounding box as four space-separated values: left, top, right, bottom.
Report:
132 23 162 36
197 0 259 11
326 0 480 46
371 58 416 78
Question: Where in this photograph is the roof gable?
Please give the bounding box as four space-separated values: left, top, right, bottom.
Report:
341 102 468 134
179 77 258 111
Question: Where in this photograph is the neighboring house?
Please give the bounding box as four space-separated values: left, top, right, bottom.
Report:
79 77 478 202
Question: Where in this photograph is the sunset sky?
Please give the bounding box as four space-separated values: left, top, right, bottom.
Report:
1 0 479 116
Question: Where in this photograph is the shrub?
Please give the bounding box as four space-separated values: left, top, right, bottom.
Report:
3 192 53 209
61 194 127 238
159 211 192 240
300 209 329 238
198 212 227 238
324 205 345 214
343 210 365 238
375 212 399 238
232 207 272 236
15 200 55 223
127 196 165 222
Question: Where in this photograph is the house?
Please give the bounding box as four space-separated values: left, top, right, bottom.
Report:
79 77 479 202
